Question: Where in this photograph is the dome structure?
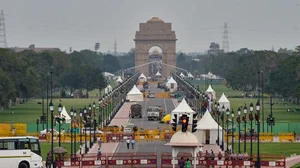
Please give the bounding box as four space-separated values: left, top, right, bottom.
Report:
147 17 164 23
152 48 160 55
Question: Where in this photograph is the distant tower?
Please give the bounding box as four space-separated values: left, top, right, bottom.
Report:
114 39 117 56
0 10 8 48
222 22 230 53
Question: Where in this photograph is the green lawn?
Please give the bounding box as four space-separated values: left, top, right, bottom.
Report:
0 98 99 124
40 142 80 161
233 142 300 157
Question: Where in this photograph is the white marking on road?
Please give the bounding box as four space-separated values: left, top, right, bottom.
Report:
171 98 177 108
140 100 148 128
164 98 168 113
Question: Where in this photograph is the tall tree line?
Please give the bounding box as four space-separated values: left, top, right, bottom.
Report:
0 48 122 109
177 46 300 103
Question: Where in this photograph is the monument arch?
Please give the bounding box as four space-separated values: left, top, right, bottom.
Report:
134 17 177 77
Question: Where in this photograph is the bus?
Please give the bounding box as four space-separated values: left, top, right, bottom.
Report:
0 136 43 168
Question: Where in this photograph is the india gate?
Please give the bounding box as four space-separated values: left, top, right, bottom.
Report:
134 17 177 77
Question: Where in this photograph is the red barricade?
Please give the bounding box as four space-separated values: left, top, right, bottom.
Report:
161 152 285 168
119 133 134 141
106 134 121 142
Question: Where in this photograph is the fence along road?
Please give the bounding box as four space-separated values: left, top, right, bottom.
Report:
114 83 176 166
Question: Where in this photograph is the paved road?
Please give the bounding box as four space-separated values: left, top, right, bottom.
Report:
115 84 177 166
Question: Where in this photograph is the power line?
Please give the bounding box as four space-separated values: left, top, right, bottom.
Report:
0 9 8 48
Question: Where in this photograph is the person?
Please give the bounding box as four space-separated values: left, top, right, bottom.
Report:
46 153 52 168
185 158 191 168
61 128 65 143
98 138 102 148
12 128 16 136
178 157 185 168
131 139 135 149
97 148 101 160
126 139 130 149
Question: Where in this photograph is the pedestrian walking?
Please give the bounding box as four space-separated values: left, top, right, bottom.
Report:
97 148 101 160
178 157 185 168
131 139 135 149
98 138 102 148
46 153 52 168
185 158 191 168
126 139 130 149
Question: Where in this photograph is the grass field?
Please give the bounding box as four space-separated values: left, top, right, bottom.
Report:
40 142 80 161
233 142 300 157
0 79 299 133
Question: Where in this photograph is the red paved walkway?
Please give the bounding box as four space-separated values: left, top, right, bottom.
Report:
87 102 133 155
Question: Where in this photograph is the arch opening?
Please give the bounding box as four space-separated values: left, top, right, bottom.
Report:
148 46 163 77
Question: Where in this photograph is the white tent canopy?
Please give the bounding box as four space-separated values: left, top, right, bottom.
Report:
218 93 230 110
104 85 113 94
60 106 71 123
155 71 161 76
166 77 178 91
187 72 194 78
139 73 147 82
126 85 144 102
205 85 216 100
180 72 185 77
171 99 195 124
194 110 223 145
116 76 123 83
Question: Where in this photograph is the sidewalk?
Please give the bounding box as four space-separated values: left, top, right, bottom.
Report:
87 102 133 154
286 155 300 167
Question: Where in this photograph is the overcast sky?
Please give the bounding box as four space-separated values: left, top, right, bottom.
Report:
1 0 300 53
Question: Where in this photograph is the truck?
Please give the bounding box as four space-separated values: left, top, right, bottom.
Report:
147 106 162 121
130 104 142 118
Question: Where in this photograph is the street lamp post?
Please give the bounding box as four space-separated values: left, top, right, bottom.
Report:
226 108 230 151
49 101 54 167
216 102 220 146
79 109 83 155
221 105 225 151
256 101 261 168
93 102 96 143
70 108 74 156
243 105 248 153
237 108 241 153
88 104 93 147
73 109 77 155
249 103 254 157
36 119 39 137
84 107 88 154
58 103 62 147
98 98 103 130
231 109 235 153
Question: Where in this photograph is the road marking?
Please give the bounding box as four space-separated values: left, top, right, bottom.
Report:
164 98 168 113
140 100 148 128
171 98 177 108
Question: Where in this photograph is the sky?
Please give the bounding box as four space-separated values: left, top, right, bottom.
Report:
1 0 300 53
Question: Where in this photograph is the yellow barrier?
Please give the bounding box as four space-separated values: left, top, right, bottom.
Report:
12 123 27 135
155 92 170 98
0 124 11 136
278 132 294 142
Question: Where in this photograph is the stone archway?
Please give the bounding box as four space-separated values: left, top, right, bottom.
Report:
134 17 177 77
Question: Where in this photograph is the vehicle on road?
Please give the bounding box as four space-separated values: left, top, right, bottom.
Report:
130 104 142 118
147 92 155 98
143 82 149 89
0 136 43 168
147 106 162 121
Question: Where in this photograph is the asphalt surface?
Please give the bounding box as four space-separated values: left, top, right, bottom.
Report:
115 84 176 166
